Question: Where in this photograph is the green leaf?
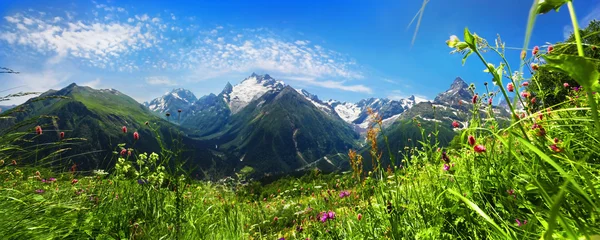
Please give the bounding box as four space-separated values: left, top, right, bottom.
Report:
536 0 568 14
447 189 509 238
464 27 476 49
541 54 600 91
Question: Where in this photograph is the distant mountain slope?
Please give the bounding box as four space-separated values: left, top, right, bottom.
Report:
0 83 221 173
0 105 16 113
208 86 359 175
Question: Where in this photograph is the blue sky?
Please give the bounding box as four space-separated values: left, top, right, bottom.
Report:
1 0 599 105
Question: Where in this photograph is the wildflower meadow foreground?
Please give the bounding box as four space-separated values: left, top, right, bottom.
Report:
2 0 600 239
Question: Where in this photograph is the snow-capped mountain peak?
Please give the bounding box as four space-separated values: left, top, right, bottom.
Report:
223 73 285 114
145 88 197 113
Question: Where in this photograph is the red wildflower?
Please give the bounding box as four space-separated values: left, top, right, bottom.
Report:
554 138 559 144
532 46 539 55
531 97 537 104
507 83 514 92
273 216 278 222
122 126 127 133
550 144 561 152
357 213 363 221
563 83 569 88
60 131 65 139
531 63 539 71
35 125 43 135
120 149 127 156
474 145 486 153
488 98 493 105
468 135 476 146
547 45 554 53
452 121 460 128
133 132 139 141
71 179 78 184
127 150 132 157
521 91 531 98
472 94 478 104
522 81 529 87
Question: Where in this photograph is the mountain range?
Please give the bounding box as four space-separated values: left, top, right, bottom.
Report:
1 73 501 178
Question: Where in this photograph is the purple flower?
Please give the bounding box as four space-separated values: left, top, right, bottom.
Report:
319 211 336 223
443 164 450 171
339 190 350 198
41 179 47 183
516 218 527 227
320 213 328 223
35 189 44 194
48 177 56 182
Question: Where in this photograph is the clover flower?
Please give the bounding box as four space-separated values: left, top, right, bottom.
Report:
474 145 486 153
35 126 43 135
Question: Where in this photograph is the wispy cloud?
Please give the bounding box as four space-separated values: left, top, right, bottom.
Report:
284 76 371 94
82 78 102 88
387 89 429 101
183 27 363 81
1 1 366 94
0 10 164 70
146 76 177 86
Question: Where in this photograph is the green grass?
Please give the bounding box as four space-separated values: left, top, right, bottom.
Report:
2 2 600 239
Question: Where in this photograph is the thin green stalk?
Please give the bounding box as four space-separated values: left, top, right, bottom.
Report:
488 47 527 108
567 0 600 135
472 49 530 140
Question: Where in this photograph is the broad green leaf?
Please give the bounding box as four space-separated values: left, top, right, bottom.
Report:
464 27 476 49
536 0 568 14
541 54 600 91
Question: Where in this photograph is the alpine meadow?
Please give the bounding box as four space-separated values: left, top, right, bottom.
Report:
2 0 600 239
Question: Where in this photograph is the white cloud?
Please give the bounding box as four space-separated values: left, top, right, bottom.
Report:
0 12 161 70
146 76 177 86
81 78 102 88
387 89 429 101
1 4 367 94
184 30 362 83
295 40 309 45
4 16 19 23
284 76 371 94
136 14 150 21
0 68 73 105
382 78 398 84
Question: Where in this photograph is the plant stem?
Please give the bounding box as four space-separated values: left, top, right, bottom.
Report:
567 0 600 135
472 49 530 140
567 1 584 57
